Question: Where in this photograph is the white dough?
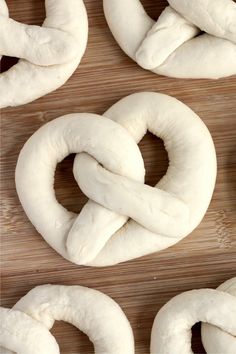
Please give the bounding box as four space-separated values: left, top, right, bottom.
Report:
201 277 236 354
0 0 88 108
0 307 59 354
15 92 217 266
0 285 134 354
103 0 236 79
151 277 236 354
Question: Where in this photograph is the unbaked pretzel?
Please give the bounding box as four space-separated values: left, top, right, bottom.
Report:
15 92 217 266
103 0 236 79
0 0 88 108
0 285 134 354
151 277 236 354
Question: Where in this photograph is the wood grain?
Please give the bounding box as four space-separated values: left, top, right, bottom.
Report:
1 1 236 353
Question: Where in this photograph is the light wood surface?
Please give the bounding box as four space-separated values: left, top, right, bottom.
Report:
1 1 236 353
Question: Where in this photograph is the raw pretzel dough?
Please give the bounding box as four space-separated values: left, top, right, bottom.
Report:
0 307 59 354
15 92 217 266
0 285 134 354
103 0 236 79
151 277 236 354
0 0 88 108
201 277 236 354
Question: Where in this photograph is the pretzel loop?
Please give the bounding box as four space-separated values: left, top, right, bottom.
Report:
71 92 216 265
0 285 134 354
15 112 145 265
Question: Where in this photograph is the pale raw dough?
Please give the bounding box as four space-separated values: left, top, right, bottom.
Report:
103 0 236 79
0 307 59 354
15 92 217 266
201 277 236 354
151 277 236 354
0 0 88 108
0 285 134 354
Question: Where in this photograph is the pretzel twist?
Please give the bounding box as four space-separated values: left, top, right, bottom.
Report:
151 277 236 354
0 0 88 108
103 0 236 79
0 285 134 354
15 93 216 266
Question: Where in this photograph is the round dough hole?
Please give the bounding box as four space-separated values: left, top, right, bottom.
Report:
51 321 94 354
140 0 168 20
191 323 206 354
0 56 19 73
55 154 88 215
139 132 168 187
6 0 45 25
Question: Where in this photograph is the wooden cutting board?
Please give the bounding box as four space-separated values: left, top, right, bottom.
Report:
1 1 236 353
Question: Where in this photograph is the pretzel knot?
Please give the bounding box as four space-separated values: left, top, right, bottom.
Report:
0 285 134 354
0 0 88 108
104 0 236 79
151 277 236 354
15 93 216 267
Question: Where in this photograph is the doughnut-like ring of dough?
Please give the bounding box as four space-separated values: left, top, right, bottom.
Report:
0 0 88 108
0 285 134 354
15 92 217 266
151 277 236 354
103 0 236 79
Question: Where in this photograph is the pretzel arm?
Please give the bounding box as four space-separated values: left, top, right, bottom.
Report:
0 15 78 66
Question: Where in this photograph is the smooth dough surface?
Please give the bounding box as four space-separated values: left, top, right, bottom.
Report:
16 92 217 266
2 285 134 354
0 0 88 108
151 277 236 354
103 0 236 79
